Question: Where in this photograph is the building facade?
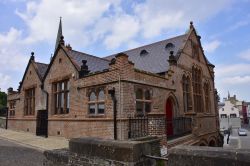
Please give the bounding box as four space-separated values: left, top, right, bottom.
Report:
7 21 220 147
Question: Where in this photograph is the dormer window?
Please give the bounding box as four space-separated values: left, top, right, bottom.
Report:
165 43 175 50
140 49 148 56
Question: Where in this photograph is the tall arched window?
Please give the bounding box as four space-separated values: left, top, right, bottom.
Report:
204 82 210 113
192 67 203 113
183 75 192 112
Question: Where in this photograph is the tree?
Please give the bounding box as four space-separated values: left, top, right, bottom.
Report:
0 91 7 109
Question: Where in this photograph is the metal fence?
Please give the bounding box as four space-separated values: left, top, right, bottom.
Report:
128 116 149 139
128 116 192 140
167 117 192 140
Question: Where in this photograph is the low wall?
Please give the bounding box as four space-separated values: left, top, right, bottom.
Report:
0 117 6 128
44 136 163 166
220 117 241 129
168 145 250 166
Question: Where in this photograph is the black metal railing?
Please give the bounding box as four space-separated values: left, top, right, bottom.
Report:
167 117 192 140
128 116 192 140
128 116 149 139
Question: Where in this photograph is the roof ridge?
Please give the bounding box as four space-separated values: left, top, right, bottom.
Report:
35 61 49 65
70 49 110 62
105 34 187 58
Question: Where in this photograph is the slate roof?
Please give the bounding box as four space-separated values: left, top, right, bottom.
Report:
67 50 110 73
105 34 188 73
34 62 49 79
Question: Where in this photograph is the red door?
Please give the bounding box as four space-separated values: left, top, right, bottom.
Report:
166 99 173 136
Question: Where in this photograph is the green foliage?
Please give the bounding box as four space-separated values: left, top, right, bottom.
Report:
156 160 166 166
0 91 7 109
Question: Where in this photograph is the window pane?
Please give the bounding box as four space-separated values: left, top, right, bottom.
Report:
89 104 95 114
61 82 64 90
98 90 105 101
136 102 143 116
98 103 105 114
145 102 151 113
66 92 69 109
136 89 143 99
89 92 96 101
145 90 150 100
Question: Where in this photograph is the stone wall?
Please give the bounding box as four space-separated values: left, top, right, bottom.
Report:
44 137 160 166
44 137 163 166
168 145 250 166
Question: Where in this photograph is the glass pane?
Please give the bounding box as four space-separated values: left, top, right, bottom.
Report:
145 90 150 100
67 92 69 109
136 102 143 116
98 90 105 101
89 92 96 101
62 82 64 90
136 89 143 99
61 93 64 107
66 81 69 90
89 104 95 114
98 103 105 114
145 102 151 113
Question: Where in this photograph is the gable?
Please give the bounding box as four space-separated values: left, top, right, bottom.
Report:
20 61 42 90
177 28 214 79
43 46 78 82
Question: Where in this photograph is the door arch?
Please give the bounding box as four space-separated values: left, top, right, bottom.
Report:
166 98 173 137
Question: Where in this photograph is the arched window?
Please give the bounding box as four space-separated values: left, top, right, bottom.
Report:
192 67 203 113
140 49 148 56
183 75 192 112
88 89 105 115
204 82 210 113
135 89 152 116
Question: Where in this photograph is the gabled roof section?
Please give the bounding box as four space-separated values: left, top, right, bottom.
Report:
67 49 110 73
105 34 188 73
34 62 49 80
19 54 48 91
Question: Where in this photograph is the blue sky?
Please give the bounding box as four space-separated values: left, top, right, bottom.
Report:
0 0 250 101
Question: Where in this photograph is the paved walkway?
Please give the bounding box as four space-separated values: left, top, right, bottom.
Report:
0 128 68 151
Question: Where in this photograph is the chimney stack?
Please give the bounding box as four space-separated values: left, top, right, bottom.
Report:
79 60 90 78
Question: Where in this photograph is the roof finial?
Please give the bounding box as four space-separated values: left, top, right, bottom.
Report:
55 17 63 52
190 21 194 29
31 52 35 61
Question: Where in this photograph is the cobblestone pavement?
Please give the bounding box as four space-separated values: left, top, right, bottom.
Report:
0 138 45 166
0 129 68 151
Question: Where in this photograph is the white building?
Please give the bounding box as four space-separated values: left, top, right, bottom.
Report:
219 100 240 118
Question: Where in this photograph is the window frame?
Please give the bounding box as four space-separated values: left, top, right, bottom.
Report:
135 88 152 117
192 67 203 113
204 82 210 113
52 79 70 115
24 88 35 116
88 88 105 116
182 75 192 112
9 100 16 117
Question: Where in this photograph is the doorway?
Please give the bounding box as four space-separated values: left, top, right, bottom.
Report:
166 98 173 137
36 110 48 137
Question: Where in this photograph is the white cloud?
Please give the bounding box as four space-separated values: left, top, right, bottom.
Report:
215 63 250 77
221 75 250 85
203 40 221 53
133 0 233 38
0 27 29 71
0 73 11 91
239 48 250 61
15 0 233 50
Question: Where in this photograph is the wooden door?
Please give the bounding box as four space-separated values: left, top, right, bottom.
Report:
166 99 173 136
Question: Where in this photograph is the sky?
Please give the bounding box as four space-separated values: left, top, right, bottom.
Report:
0 0 250 101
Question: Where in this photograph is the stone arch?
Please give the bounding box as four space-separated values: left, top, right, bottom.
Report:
208 136 217 147
166 92 179 118
198 139 208 146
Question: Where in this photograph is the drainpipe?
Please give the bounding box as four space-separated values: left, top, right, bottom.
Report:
109 88 117 140
41 83 49 138
5 107 8 130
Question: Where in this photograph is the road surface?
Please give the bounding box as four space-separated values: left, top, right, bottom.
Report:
0 138 45 166
224 128 250 149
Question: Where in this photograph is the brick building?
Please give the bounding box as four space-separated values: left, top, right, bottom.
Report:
7 21 221 148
